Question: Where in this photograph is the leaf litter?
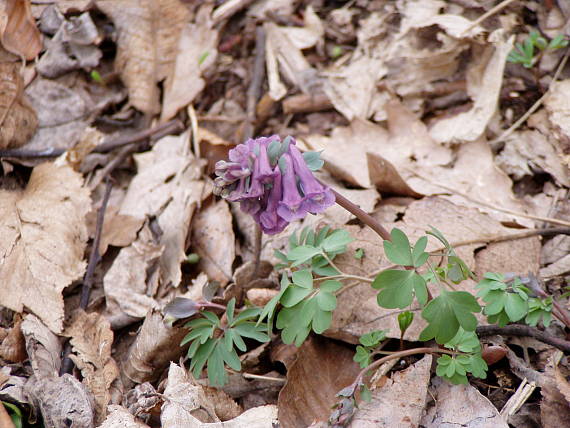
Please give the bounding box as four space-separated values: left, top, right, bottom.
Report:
0 1 569 427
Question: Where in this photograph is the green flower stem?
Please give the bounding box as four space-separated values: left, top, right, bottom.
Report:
332 189 391 241
314 274 373 284
320 251 344 276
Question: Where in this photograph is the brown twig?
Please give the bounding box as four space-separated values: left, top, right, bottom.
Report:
476 324 570 353
332 189 391 241
60 179 113 376
0 119 184 159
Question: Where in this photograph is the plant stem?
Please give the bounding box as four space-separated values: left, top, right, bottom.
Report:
332 189 391 241
347 347 456 394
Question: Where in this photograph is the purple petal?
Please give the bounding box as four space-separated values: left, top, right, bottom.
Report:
259 167 289 234
277 153 307 222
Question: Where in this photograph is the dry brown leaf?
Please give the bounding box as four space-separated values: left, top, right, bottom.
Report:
119 132 205 288
429 31 513 143
86 205 144 255
121 310 187 387
544 79 570 145
0 319 26 363
161 4 218 121
278 335 361 427
20 314 61 378
191 200 235 286
95 0 190 114
1 0 43 60
63 310 120 425
0 62 37 149
0 161 90 333
350 355 432 427
421 377 508 427
99 405 151 428
103 223 163 320
367 152 423 198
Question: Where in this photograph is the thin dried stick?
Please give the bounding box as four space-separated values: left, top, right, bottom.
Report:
60 179 113 375
461 0 518 36
477 324 570 353
0 119 183 158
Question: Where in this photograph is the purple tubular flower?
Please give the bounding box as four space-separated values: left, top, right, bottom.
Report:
259 166 288 234
277 153 307 222
288 144 335 214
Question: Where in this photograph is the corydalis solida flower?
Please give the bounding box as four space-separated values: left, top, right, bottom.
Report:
214 136 334 234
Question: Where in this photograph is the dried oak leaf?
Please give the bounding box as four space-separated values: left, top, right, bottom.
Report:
95 0 190 114
0 0 43 60
0 62 38 149
63 310 120 425
0 161 90 333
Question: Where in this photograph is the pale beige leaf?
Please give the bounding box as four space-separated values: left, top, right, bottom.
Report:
63 310 120 424
278 6 323 50
350 355 432 427
119 132 206 288
0 162 90 333
429 31 513 143
161 363 220 426
95 0 190 114
86 205 144 255
121 310 187 387
421 377 508 427
99 405 151 428
21 314 61 378
192 200 235 286
103 223 163 320
161 5 219 121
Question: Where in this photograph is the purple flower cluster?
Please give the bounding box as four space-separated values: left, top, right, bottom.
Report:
214 136 335 235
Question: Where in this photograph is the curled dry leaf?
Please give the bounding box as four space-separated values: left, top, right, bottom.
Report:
63 310 120 425
278 335 361 427
0 161 90 333
0 62 38 149
95 0 191 114
21 314 96 426
21 314 61 378
0 319 26 363
0 0 43 60
421 377 508 428
86 205 144 255
192 200 235 287
121 310 187 387
26 374 95 428
350 355 432 427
